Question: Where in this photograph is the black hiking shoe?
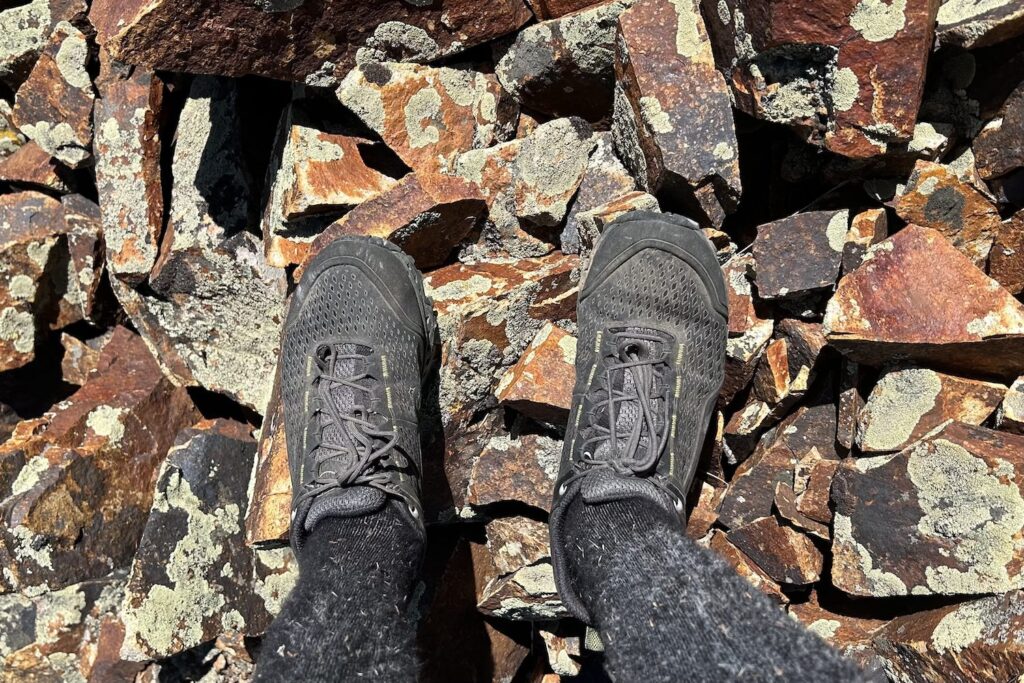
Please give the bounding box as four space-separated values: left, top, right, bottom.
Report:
280 236 438 552
549 211 728 623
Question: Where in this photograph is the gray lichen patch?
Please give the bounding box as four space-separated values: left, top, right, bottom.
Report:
85 405 127 444
857 368 942 451
668 0 704 59
833 512 909 596
0 0 53 83
357 21 440 64
831 67 859 112
849 0 908 42
52 22 90 91
337 72 386 133
403 86 442 149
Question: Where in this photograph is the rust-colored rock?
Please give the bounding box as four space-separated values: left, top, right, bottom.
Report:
706 530 788 604
753 210 847 299
936 0 1024 49
796 457 838 526
466 432 561 513
306 173 486 272
722 397 775 463
11 21 94 168
486 516 551 577
856 367 1005 453
244 376 291 546
789 595 885 669
824 225 1024 378
478 562 567 621
572 191 659 254
895 160 1000 265
0 0 87 87
59 330 112 385
90 0 532 84
842 208 887 275
999 376 1024 435
561 132 637 254
527 0 608 19
974 79 1024 181
990 213 1024 296
685 480 724 539
0 141 71 193
719 446 800 529
774 482 829 540
728 515 824 585
613 0 741 225
496 323 576 424
832 422 1024 597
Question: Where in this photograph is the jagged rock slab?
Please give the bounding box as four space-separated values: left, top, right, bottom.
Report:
92 56 164 284
706 530 788 604
789 595 885 670
11 21 94 168
244 378 290 546
753 209 848 299
774 482 829 539
467 433 562 513
540 627 582 676
572 190 659 254
337 62 517 178
796 456 838 525
873 591 1024 682
724 253 762 337
307 173 486 271
560 132 636 254
0 0 86 87
842 208 887 274
0 141 71 193
728 515 823 584
723 397 777 463
454 117 595 258
722 318 773 408
527 0 608 19
613 0 740 225
999 376 1024 434
991 214 1024 296
824 225 1024 378
486 516 551 577
496 322 576 424
974 79 1024 181
60 329 113 385
719 446 801 529
0 327 198 592
478 562 567 621
832 422 1024 597
59 194 105 325
937 0 1024 48
686 480 725 539
90 0 532 84
496 1 633 121
1 102 26 157
856 367 1004 453
120 420 268 660
895 160 1000 265
837 359 864 450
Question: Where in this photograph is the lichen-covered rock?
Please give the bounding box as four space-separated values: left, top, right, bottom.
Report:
59 194 105 325
0 0 86 87
0 102 26 158
728 515 824 585
527 0 608 19
120 420 270 660
789 595 885 670
495 322 576 424
560 132 636 254
990 214 1024 296
485 516 550 577
496 1 633 121
974 79 1024 181
572 190 659 254
478 562 567 621
89 0 532 84
936 0 1024 49
337 62 517 179
842 208 887 274
11 21 94 168
998 376 1024 435
895 160 1001 265
244 378 290 546
831 422 1024 597
825 225 1024 378
59 329 113 385
856 367 1005 453
467 432 562 513
0 141 71 193
613 0 741 225
753 209 848 299
721 317 772 408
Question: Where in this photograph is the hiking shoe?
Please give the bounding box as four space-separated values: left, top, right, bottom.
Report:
280 237 438 551
549 211 728 623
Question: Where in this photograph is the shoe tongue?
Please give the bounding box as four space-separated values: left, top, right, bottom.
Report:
318 343 371 457
593 327 660 463
304 486 387 533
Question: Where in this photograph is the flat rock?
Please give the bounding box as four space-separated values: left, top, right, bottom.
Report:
496 1 633 121
0 0 86 87
244 377 290 546
990 214 1024 295
706 530 788 604
613 0 741 225
527 0 608 19
856 367 1005 453
824 225 1024 378
936 0 1024 48
496 322 576 424
478 562 568 621
307 173 486 271
728 515 824 584
560 132 636 254
974 79 1024 181
796 456 838 525
466 432 562 513
0 141 71 193
753 210 848 299
719 446 800 529
485 516 550 577
832 422 1024 597
572 191 659 254
12 21 94 168
774 481 829 540
895 160 1000 265
998 376 1024 434
842 208 888 274
90 0 532 84
337 62 517 178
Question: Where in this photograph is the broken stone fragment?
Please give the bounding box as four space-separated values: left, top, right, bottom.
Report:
454 117 595 258
337 62 517 179
895 160 1000 265
824 225 1024 378
495 322 576 424
613 0 741 225
0 327 198 593
244 377 290 546
0 101 26 158
572 191 659 254
706 529 788 604
728 515 823 585
120 420 266 661
990 214 1024 296
92 55 164 284
59 329 113 385
718 446 800 529
721 318 773 408
975 79 1024 182
0 141 71 193
306 173 486 271
722 397 775 464
90 0 531 84
723 253 762 337
496 1 633 121
540 627 582 677
478 562 568 621
560 132 636 254
685 480 724 539
998 377 1024 435
753 209 847 299
796 457 838 526
59 194 105 325
774 482 829 540
486 516 551 577
467 432 562 513
12 21 94 168
752 338 807 407
832 422 1024 597
789 595 885 670
856 367 1005 453
936 0 1024 49
842 208 887 274
837 359 865 451
0 0 87 88
527 0 608 19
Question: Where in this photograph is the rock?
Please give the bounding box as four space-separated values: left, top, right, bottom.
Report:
467 433 562 513
11 21 94 168
478 562 567 621
527 0 608 19
895 160 1000 265
0 327 198 592
120 420 269 660
837 359 865 450
832 422 1024 597
306 173 486 271
572 190 659 254
842 208 887 275
496 1 633 121
998 376 1024 434
0 0 86 87
59 194 105 325
486 516 551 577
719 446 800 529
560 132 636 254
795 457 838 526
974 80 1024 181
722 397 776 463
453 117 595 257
337 62 517 179
873 591 1024 682
728 515 823 584
244 378 290 546
686 480 724 539
789 595 885 669
936 0 1024 49
724 253 762 337
721 318 773 408
824 225 1024 378
496 322 576 424
90 0 532 84
753 209 848 299
752 337 810 408
59 330 113 385
774 482 829 540
92 55 164 284
990 214 1024 296
540 627 582 677
706 530 788 604
613 0 741 225
0 141 71 193
856 367 1005 453
771 384 841 460
262 105 398 268
0 101 26 157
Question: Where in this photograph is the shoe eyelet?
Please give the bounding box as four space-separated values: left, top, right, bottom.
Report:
558 482 568 496
673 497 684 513
408 503 419 518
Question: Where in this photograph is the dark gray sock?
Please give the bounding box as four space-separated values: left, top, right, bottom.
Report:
563 496 874 682
254 508 423 683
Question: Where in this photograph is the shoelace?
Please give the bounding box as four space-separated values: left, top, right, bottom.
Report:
295 344 403 509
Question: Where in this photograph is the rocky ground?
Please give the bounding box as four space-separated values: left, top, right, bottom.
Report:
1 0 1023 680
